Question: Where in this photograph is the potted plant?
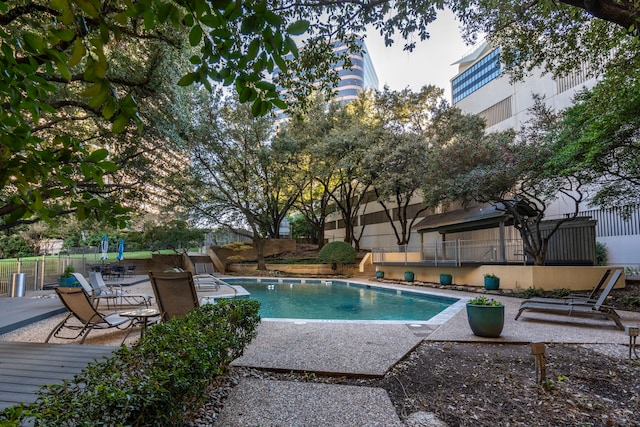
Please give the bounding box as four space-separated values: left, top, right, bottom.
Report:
440 273 453 285
375 270 385 279
404 270 415 282
484 273 500 290
466 296 504 337
58 265 80 287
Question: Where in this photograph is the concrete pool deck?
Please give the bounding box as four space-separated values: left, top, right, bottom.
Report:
3 277 640 426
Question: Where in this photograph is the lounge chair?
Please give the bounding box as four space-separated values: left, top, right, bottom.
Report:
89 271 152 309
172 267 221 290
148 271 200 321
194 262 219 275
522 269 614 305
515 269 625 330
71 272 122 309
46 287 134 344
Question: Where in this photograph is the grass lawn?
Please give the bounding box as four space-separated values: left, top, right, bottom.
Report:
2 249 192 262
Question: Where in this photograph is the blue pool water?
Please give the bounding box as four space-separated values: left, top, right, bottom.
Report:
225 279 458 321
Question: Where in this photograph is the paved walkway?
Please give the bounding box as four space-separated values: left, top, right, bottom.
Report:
2 278 640 426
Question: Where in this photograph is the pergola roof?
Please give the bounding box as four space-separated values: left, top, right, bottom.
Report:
414 204 512 234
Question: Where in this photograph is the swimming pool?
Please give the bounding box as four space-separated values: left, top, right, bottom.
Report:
223 278 461 322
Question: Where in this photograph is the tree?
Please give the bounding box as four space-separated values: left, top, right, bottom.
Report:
551 67 640 210
313 93 380 251
0 0 199 230
182 92 299 270
4 0 636 232
276 94 336 248
424 100 586 265
362 86 444 248
142 220 205 253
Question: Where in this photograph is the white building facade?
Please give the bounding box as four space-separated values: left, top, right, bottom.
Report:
324 41 640 267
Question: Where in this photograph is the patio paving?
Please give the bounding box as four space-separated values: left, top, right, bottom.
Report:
3 278 640 425
231 321 429 376
216 379 403 427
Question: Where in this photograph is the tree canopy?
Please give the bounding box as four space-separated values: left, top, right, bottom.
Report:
180 91 299 269
550 67 640 210
3 0 639 233
424 99 588 265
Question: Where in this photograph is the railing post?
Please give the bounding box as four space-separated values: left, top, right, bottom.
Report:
34 259 39 291
434 243 439 267
41 255 46 290
456 239 461 267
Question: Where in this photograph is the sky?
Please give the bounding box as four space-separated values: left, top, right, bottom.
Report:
363 9 472 101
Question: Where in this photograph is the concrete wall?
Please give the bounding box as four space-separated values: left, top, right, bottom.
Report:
211 239 297 272
373 264 624 291
598 235 640 269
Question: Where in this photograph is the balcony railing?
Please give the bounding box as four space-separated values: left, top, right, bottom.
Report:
372 239 526 266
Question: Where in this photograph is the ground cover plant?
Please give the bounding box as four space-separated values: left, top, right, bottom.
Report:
0 300 260 426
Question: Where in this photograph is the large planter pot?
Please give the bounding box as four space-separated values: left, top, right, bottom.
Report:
58 276 80 288
375 271 384 279
466 303 504 338
484 276 500 290
404 271 414 282
440 274 453 285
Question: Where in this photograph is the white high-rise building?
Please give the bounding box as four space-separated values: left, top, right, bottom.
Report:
450 41 639 267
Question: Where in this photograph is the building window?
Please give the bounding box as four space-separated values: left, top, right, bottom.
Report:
452 49 501 104
478 96 513 127
555 61 591 94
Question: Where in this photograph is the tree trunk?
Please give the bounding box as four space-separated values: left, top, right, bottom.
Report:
254 237 267 271
317 226 325 249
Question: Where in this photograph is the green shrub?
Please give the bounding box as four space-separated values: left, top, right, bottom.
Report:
596 242 608 266
317 241 357 267
619 295 640 307
2 300 260 426
550 288 572 298
468 296 502 306
517 287 544 298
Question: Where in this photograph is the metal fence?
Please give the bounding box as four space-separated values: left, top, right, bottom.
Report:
372 239 526 266
0 255 90 295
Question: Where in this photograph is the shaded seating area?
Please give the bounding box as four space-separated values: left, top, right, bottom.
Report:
46 287 134 344
89 263 126 279
515 269 625 330
148 271 200 321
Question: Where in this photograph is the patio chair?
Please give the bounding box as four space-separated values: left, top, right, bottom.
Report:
522 269 614 305
148 271 200 321
88 271 152 309
515 268 624 330
194 262 219 276
46 287 134 344
71 272 122 309
125 263 136 277
172 266 221 290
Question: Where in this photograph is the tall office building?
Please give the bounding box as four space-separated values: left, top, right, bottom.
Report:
331 39 380 102
274 38 379 122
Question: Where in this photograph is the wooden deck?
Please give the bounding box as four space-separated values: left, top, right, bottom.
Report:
0 342 116 410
